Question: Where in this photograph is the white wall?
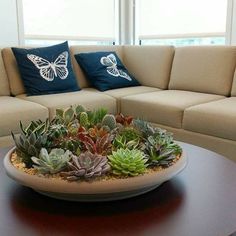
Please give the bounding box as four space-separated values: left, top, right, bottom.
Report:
0 0 19 47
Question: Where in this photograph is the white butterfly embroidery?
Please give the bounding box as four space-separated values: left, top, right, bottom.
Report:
27 51 69 82
100 53 132 81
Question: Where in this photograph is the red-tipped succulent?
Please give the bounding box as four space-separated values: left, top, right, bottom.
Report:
79 132 114 156
115 113 133 126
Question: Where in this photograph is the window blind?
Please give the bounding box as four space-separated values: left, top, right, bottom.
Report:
138 0 227 40
22 0 116 41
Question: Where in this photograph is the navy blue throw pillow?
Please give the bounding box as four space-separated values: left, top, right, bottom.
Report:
12 41 79 96
74 51 140 91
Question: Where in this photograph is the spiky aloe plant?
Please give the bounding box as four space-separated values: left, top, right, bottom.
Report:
31 148 71 174
60 152 110 181
20 119 49 136
108 148 148 176
12 132 48 167
113 134 139 150
102 114 117 130
133 119 172 140
87 108 108 126
144 135 182 167
12 120 49 167
133 119 157 138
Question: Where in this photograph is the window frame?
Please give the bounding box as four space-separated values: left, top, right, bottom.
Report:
16 0 235 46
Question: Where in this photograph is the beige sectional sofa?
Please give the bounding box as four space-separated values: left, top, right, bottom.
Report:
0 45 236 162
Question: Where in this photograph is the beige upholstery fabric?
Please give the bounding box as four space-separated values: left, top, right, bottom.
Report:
121 90 224 128
1 48 25 95
0 135 15 148
84 86 161 113
70 46 123 89
231 70 236 96
0 49 10 95
169 46 236 96
17 90 116 119
123 46 174 89
102 86 160 98
0 96 48 137
183 97 236 141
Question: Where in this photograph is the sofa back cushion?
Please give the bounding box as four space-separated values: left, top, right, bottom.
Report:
70 45 123 88
123 46 174 89
169 46 236 96
2 47 25 95
0 48 10 96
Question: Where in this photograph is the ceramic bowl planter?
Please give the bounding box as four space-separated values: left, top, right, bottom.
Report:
4 105 187 201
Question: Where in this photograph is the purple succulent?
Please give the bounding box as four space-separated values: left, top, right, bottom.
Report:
60 151 110 181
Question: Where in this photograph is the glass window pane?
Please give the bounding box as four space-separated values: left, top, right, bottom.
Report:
138 0 227 39
22 0 116 40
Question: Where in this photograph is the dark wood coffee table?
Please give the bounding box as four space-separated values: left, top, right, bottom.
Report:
0 143 236 236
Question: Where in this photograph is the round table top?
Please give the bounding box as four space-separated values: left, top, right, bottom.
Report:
0 142 236 236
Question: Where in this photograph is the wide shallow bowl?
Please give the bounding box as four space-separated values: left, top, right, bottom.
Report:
4 147 187 202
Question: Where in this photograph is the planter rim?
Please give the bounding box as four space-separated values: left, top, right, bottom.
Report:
4 147 187 195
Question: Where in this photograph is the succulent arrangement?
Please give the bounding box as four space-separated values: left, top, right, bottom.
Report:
11 105 182 181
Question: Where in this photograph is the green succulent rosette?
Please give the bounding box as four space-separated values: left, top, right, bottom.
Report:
108 148 148 176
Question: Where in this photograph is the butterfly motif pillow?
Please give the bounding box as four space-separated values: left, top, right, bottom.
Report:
74 51 140 91
12 41 79 96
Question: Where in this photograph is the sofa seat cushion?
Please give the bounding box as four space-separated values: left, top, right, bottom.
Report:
84 86 161 112
0 96 48 137
121 90 224 128
183 98 236 141
101 86 161 99
17 90 116 119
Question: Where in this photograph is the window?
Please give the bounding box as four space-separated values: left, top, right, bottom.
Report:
21 0 118 45
136 0 228 46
